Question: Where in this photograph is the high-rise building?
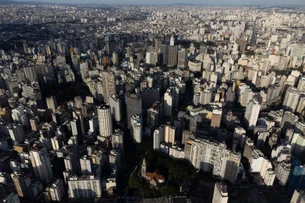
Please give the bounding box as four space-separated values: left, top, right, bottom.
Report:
170 35 175 46
290 189 305 203
186 137 240 184
106 40 116 55
125 92 142 130
7 124 25 144
244 99 261 130
212 182 228 203
146 52 158 65
101 71 116 104
46 96 57 113
275 161 291 186
11 171 31 198
159 45 168 65
64 152 79 175
112 129 124 152
155 38 162 52
211 109 222 135
112 51 119 65
164 88 174 117
177 48 188 68
45 179 65 202
30 146 54 184
283 86 301 112
109 94 122 122
131 114 142 143
97 105 113 140
153 128 161 151
288 165 305 196
164 125 176 144
168 46 178 67
68 175 102 199
80 155 93 175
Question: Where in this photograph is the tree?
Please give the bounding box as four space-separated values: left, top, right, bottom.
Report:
128 176 142 189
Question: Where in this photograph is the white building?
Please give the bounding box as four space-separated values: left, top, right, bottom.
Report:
131 114 142 143
68 175 102 199
164 88 173 117
164 125 176 144
48 179 65 202
46 96 57 113
283 86 301 112
244 99 261 130
30 146 54 184
153 129 161 151
7 124 25 144
97 105 113 140
212 182 228 203
188 60 202 72
80 155 93 175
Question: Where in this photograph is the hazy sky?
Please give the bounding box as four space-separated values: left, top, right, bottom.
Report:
17 0 305 5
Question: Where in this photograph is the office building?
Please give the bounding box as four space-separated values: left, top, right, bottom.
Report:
101 71 116 104
168 46 178 67
177 48 188 68
125 92 142 130
97 105 113 140
159 45 168 65
30 146 54 184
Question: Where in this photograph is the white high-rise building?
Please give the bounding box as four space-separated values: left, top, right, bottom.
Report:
112 51 119 65
170 36 175 46
164 88 173 117
153 129 161 151
97 105 113 140
164 125 176 144
186 137 241 184
64 152 79 175
68 175 102 199
212 182 228 203
80 155 93 175
283 86 300 112
46 96 57 113
30 146 54 184
146 52 158 65
7 123 25 144
131 114 142 143
244 99 261 130
47 179 65 202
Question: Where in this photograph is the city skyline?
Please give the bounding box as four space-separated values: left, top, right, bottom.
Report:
12 0 305 5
